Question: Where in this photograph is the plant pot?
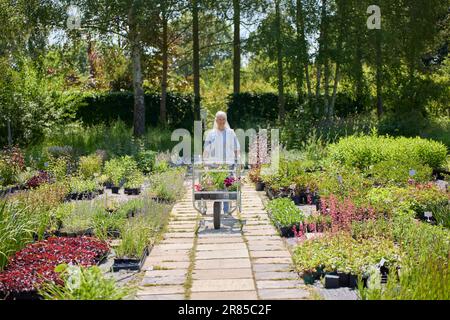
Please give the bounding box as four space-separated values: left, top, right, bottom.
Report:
337 272 350 287
313 267 325 280
278 225 295 238
324 274 340 289
302 271 315 285
111 186 120 194
124 188 141 196
112 246 150 272
255 181 265 191
104 182 113 189
291 195 301 205
55 228 95 238
0 290 43 300
348 274 358 289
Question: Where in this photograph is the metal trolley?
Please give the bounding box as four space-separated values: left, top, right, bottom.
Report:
192 164 242 229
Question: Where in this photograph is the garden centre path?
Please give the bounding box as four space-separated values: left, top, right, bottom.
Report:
136 182 311 300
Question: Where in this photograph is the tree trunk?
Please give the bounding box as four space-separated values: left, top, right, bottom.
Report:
7 119 12 146
87 33 96 87
305 63 312 98
324 59 330 114
160 10 168 126
295 0 307 101
315 65 322 98
375 29 383 118
275 0 285 121
129 7 145 137
330 63 340 116
192 0 201 121
233 0 241 95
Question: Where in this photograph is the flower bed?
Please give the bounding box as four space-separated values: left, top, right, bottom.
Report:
0 237 109 298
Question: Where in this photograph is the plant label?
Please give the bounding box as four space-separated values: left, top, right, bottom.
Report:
379 258 386 267
424 211 433 222
337 175 343 184
409 169 416 177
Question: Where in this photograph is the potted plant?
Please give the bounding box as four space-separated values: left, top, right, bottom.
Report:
266 198 305 237
124 171 144 195
67 177 100 200
112 220 151 272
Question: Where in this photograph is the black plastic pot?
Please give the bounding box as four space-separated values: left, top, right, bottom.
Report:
0 290 43 300
291 195 301 205
104 182 113 189
55 228 95 238
124 188 141 196
302 271 315 285
255 181 265 191
111 186 120 194
324 274 340 289
112 246 150 272
337 272 350 287
348 274 358 289
67 191 97 201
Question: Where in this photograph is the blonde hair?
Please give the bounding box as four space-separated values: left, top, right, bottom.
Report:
213 111 230 130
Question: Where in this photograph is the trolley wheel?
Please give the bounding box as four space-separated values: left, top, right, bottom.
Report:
213 202 221 230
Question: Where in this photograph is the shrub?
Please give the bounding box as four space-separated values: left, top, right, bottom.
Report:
369 159 433 186
136 149 157 174
104 156 138 186
328 135 447 170
78 154 103 179
123 170 145 189
148 168 185 202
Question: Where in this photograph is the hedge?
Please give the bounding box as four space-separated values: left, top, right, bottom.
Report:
227 92 366 129
75 92 194 130
328 135 448 170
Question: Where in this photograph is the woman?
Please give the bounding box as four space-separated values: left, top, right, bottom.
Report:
203 111 240 214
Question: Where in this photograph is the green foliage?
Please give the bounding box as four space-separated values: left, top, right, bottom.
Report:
78 154 103 179
148 168 186 202
369 159 432 186
0 202 34 270
123 170 145 189
68 177 99 194
266 198 304 227
328 135 448 170
40 264 129 300
115 217 151 259
293 233 401 276
136 149 157 174
104 156 138 186
74 92 194 130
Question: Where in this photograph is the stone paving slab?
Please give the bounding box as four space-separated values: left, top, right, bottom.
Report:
258 288 310 300
190 291 258 300
250 250 291 257
195 258 252 270
254 271 298 280
196 243 247 251
257 280 304 289
136 294 185 300
191 279 255 292
192 268 254 280
137 285 185 295
196 249 249 260
141 275 186 286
